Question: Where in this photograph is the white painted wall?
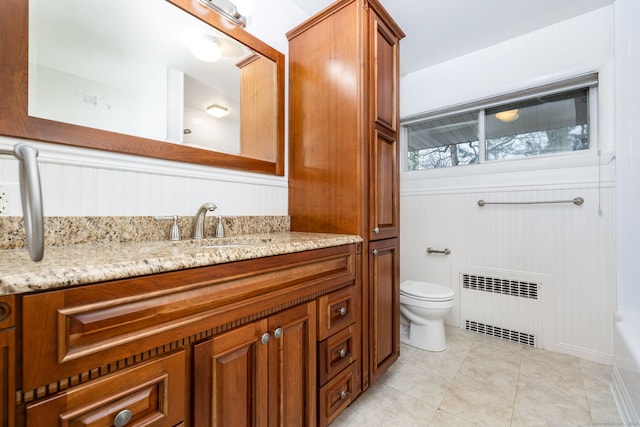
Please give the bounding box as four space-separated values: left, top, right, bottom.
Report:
614 0 640 316
399 6 616 362
613 0 640 420
0 0 307 218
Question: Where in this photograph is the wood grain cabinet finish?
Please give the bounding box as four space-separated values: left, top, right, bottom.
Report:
317 286 357 341
193 301 316 427
287 0 404 401
317 363 357 427
8 244 358 427
369 238 400 385
26 350 186 427
0 296 16 427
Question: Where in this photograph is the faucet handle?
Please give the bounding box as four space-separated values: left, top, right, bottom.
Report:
216 216 225 238
155 215 182 241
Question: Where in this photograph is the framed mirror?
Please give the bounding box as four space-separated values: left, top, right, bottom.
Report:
0 0 284 175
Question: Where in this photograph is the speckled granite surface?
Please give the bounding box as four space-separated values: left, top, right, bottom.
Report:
0 216 290 249
0 232 362 295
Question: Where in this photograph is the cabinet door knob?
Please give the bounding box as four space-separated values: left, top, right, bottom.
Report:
273 327 283 339
261 332 270 344
373 227 380 234
339 390 350 400
338 306 347 316
113 409 132 427
338 348 347 358
372 249 379 256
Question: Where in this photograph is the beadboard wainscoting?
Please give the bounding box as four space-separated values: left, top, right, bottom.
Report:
400 182 616 364
0 137 288 217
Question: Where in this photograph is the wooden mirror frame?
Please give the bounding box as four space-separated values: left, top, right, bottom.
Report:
0 0 285 175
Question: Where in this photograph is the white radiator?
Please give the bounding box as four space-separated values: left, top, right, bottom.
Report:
456 266 545 347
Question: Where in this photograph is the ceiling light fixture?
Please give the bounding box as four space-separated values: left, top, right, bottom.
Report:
199 0 251 27
231 0 253 17
495 109 520 123
206 104 229 118
190 36 222 62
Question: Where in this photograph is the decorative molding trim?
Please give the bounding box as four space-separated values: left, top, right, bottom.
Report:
0 137 287 188
401 179 615 198
612 365 640 425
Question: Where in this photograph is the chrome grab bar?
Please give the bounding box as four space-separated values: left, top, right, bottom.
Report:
426 247 451 255
477 197 584 207
0 144 44 261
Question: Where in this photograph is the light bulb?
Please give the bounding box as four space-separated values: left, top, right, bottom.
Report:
495 109 520 123
190 36 221 62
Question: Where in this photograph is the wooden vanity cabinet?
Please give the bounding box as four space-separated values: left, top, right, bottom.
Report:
0 296 16 427
25 350 186 427
316 286 359 426
10 243 358 427
193 301 316 427
368 238 400 385
287 0 404 404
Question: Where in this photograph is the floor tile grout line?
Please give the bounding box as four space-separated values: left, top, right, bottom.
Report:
509 340 526 426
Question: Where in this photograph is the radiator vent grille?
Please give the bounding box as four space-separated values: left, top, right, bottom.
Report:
462 274 539 299
465 320 536 346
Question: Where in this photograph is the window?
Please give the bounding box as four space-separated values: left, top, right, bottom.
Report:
404 75 596 171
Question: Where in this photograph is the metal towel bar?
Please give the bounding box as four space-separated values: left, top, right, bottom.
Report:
426 247 451 255
477 197 584 207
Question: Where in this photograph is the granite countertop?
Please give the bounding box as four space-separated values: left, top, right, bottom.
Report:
0 232 362 295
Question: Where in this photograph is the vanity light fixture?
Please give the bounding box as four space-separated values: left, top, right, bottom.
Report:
206 104 229 118
199 0 251 27
190 35 222 62
495 109 520 122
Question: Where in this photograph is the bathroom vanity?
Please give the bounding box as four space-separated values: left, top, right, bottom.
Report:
0 232 361 426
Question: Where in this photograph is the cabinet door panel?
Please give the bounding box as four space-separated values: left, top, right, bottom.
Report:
268 302 316 427
193 319 269 427
26 351 185 427
0 328 15 426
369 130 398 240
371 12 399 132
369 238 399 385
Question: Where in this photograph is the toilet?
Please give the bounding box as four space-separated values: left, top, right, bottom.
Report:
400 280 455 351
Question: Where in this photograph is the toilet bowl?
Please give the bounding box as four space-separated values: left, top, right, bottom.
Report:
400 280 455 351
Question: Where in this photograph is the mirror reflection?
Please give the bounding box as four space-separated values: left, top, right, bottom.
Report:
28 0 277 162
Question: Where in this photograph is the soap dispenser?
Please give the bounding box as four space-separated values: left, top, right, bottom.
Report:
216 216 225 238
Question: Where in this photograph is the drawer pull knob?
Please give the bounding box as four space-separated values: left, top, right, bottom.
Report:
338 348 347 358
373 226 380 234
338 307 347 316
273 327 283 339
114 409 132 427
372 249 379 256
340 390 350 400
261 332 270 344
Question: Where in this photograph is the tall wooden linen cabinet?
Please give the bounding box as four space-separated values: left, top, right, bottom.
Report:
287 0 405 416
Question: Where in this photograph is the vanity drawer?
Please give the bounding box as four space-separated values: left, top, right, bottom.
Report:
317 285 357 341
318 363 356 427
25 350 185 427
318 324 355 386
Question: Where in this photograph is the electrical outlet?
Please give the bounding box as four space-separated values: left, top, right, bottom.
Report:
0 191 8 214
0 184 19 215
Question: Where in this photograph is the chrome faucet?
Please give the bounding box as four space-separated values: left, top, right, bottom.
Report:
192 202 217 239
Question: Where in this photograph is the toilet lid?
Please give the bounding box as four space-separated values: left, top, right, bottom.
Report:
400 280 454 301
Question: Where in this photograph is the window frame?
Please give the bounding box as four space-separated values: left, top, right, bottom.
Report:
401 73 599 173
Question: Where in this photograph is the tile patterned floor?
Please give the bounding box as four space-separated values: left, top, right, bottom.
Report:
332 326 622 426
